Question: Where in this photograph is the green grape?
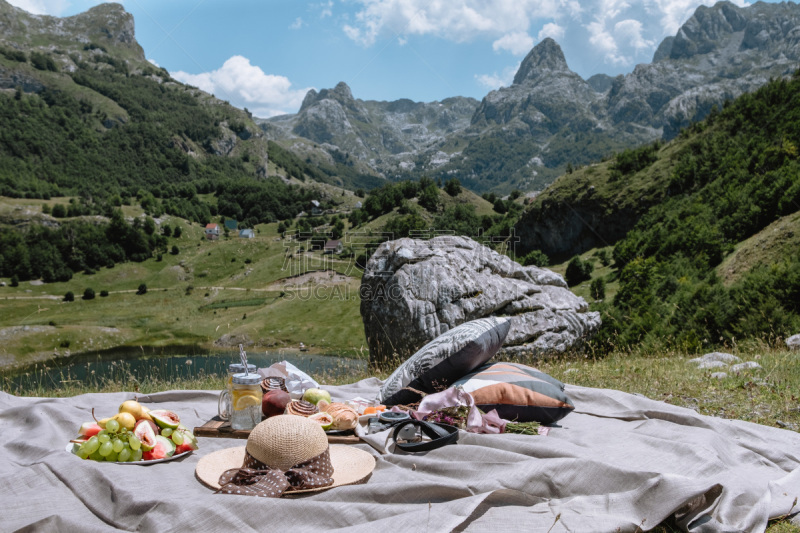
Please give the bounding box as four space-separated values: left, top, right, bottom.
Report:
171 431 184 445
85 436 100 454
98 432 110 444
129 435 141 451
76 445 91 459
117 448 132 462
99 441 113 456
132 448 143 462
89 450 104 461
161 427 173 437
112 439 124 453
105 451 119 462
105 419 120 432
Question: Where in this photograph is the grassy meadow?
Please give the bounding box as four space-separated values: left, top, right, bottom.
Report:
0 198 367 370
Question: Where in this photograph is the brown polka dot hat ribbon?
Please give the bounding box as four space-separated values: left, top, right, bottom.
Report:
216 448 334 497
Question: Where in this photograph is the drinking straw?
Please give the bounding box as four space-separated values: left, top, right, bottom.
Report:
239 344 248 375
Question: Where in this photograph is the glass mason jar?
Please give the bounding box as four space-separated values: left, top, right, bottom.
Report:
230 373 263 431
218 363 257 421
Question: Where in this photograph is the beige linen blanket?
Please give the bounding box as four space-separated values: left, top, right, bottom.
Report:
1 379 798 532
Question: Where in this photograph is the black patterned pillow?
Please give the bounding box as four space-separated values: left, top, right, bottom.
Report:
378 317 511 406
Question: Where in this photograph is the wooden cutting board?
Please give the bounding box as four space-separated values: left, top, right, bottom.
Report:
193 417 361 444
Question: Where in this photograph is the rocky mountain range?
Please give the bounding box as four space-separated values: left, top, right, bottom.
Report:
264 1 800 193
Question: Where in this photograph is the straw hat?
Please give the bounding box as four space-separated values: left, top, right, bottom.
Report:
196 415 375 496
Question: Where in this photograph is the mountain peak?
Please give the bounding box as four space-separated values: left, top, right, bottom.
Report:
513 38 570 85
670 1 746 59
0 0 142 59
299 81 355 112
332 81 353 101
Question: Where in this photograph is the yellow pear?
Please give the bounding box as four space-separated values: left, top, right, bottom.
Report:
119 400 153 421
99 412 137 431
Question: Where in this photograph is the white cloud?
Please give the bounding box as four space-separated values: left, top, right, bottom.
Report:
614 18 654 51
492 32 534 55
476 62 520 90
147 58 160 68
290 17 304 30
172 56 313 118
537 22 565 41
344 0 562 47
599 0 630 21
6 0 70 15
586 21 616 55
343 0 756 75
318 0 333 18
586 20 629 65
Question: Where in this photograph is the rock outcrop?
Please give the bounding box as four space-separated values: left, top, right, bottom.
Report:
360 236 600 364
787 334 800 351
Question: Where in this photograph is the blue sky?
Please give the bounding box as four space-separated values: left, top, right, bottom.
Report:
8 0 776 117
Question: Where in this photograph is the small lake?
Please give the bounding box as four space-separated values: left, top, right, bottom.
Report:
3 345 367 393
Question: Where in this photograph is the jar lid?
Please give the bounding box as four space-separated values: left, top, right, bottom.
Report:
379 411 410 423
228 363 257 373
232 372 262 385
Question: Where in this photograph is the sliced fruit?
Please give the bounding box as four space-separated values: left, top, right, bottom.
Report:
133 419 157 451
302 388 332 406
308 412 334 431
160 434 176 456
176 429 198 450
135 418 158 434
234 393 261 410
78 422 102 437
174 443 194 455
143 435 176 461
148 409 180 430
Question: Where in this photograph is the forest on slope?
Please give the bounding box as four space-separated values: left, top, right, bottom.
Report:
528 73 800 352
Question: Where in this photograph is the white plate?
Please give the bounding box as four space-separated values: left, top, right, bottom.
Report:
66 442 193 465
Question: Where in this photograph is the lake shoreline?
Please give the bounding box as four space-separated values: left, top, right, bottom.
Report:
0 340 363 375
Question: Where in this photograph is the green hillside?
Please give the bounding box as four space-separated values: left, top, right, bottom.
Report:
522 73 800 353
0 206 367 368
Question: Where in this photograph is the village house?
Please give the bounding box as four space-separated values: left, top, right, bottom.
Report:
204 223 220 240
323 239 343 254
239 229 255 239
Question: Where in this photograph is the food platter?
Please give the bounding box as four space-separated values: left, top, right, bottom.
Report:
193 416 360 443
66 442 193 465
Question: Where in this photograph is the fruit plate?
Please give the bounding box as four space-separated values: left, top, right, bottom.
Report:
66 442 193 465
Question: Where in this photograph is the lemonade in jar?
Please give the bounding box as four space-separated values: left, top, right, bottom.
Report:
230 373 262 430
218 363 256 421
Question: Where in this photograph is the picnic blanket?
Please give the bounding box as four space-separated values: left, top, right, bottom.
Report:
1 379 799 532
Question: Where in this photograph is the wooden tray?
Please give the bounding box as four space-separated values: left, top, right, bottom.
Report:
194 417 361 444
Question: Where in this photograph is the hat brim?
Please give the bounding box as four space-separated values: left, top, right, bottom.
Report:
195 445 376 494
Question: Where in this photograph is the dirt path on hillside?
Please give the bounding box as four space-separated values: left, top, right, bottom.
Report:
2 271 359 301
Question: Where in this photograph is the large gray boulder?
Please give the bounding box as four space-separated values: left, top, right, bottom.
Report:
787 334 800 351
360 236 601 364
